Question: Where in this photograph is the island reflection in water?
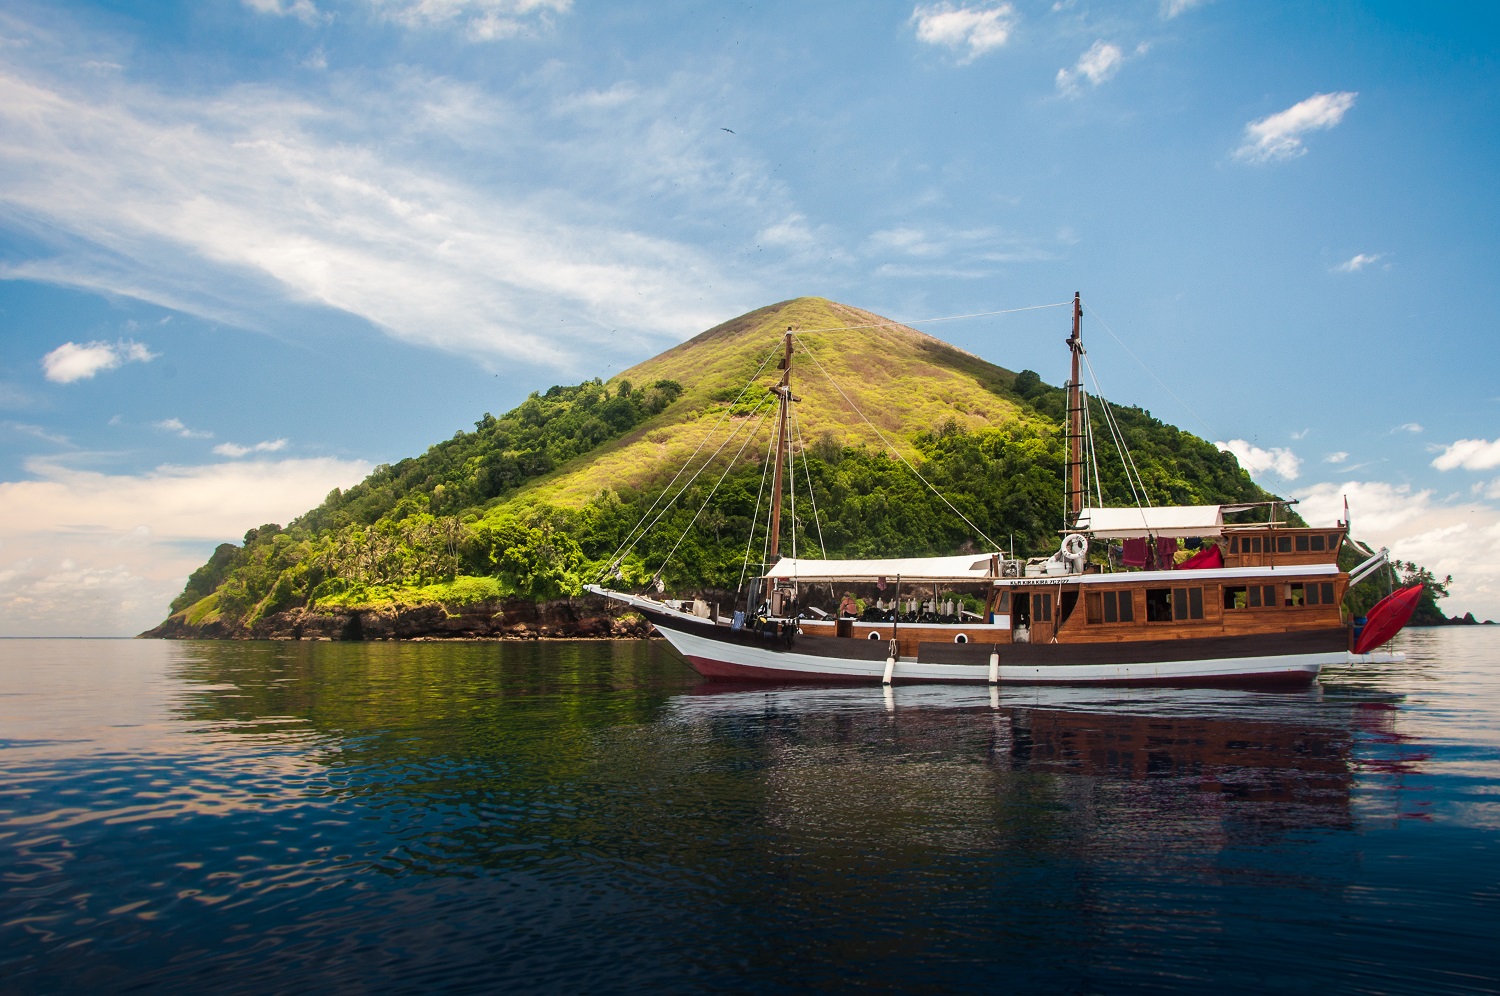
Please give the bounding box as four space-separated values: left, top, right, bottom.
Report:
0 635 1494 993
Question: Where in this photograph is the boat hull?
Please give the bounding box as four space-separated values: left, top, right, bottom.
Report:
654 619 1331 687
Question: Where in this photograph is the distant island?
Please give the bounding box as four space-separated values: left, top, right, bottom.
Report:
143 298 1457 640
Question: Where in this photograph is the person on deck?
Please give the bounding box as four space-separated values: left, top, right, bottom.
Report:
838 593 858 618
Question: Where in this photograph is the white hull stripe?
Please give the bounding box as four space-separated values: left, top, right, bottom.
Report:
657 623 1332 684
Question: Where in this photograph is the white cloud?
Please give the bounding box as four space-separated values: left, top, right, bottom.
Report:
1333 252 1383 273
154 417 214 440
1324 451 1349 464
213 438 288 458
1216 439 1301 479
1395 422 1424 434
1298 480 1500 621
1056 41 1124 96
911 2 1017 63
1234 91 1357 163
366 0 571 39
1160 0 1204 17
865 225 1059 270
0 455 370 636
241 0 323 24
1432 438 1500 472
40 339 156 383
0 38 750 370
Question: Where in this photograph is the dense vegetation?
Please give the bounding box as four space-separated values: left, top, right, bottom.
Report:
164 369 1309 628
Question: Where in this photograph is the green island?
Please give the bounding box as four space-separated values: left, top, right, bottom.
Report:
144 298 1458 639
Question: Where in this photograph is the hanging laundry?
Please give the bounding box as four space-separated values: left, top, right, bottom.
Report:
1179 545 1224 570
1121 537 1149 567
1156 537 1179 570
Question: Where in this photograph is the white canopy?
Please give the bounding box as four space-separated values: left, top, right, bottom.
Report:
1074 505 1224 539
765 553 1000 584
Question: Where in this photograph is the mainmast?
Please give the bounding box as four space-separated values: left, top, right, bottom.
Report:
766 327 794 562
1066 292 1084 524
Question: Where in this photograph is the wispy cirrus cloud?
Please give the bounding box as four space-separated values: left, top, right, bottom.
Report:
0 33 753 371
366 0 571 40
40 339 156 383
1217 439 1301 479
1324 451 1349 464
241 0 323 25
1056 41 1123 96
911 2 1017 63
1160 0 1205 18
866 223 1062 278
242 0 569 37
1234 91 1357 163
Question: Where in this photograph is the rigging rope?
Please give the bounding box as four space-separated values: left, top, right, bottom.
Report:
652 405 773 585
1082 351 1153 509
607 391 775 583
738 418 779 595
790 398 827 558
1080 385 1106 511
791 332 1004 553
1082 299 1222 446
595 344 782 581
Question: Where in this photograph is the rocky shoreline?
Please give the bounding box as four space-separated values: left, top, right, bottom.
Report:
140 594 653 641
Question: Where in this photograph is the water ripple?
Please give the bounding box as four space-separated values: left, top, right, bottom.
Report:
0 634 1496 992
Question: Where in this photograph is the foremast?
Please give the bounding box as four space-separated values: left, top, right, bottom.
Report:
766 326 794 562
1065 292 1085 527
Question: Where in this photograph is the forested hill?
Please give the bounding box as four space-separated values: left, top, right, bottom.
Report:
154 296 1282 635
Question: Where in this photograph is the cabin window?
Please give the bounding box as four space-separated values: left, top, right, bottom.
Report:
868 631 882 640
1310 534 1326 552
1229 536 1238 553
1296 534 1309 552
1036 594 1052 622
1145 588 1172 622
1172 587 1204 621
1243 584 1278 608
955 633 968 644
1088 590 1133 624
1225 585 1247 609
1277 535 1292 553
1287 585 1305 607
995 591 1012 613
1321 582 1335 604
1328 533 1340 549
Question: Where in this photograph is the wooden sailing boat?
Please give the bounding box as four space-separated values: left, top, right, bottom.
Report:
589 296 1416 685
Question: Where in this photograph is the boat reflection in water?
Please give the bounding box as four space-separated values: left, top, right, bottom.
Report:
664 682 1392 846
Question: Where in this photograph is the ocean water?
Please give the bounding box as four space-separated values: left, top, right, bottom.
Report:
1 630 1497 994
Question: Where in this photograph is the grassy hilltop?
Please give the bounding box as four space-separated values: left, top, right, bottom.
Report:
153 297 1279 635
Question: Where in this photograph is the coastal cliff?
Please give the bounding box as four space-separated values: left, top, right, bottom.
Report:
143 594 651 641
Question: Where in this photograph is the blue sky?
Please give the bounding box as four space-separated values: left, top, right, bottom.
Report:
1 0 1498 635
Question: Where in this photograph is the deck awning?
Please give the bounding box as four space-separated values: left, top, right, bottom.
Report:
1074 505 1224 539
765 553 1000 584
